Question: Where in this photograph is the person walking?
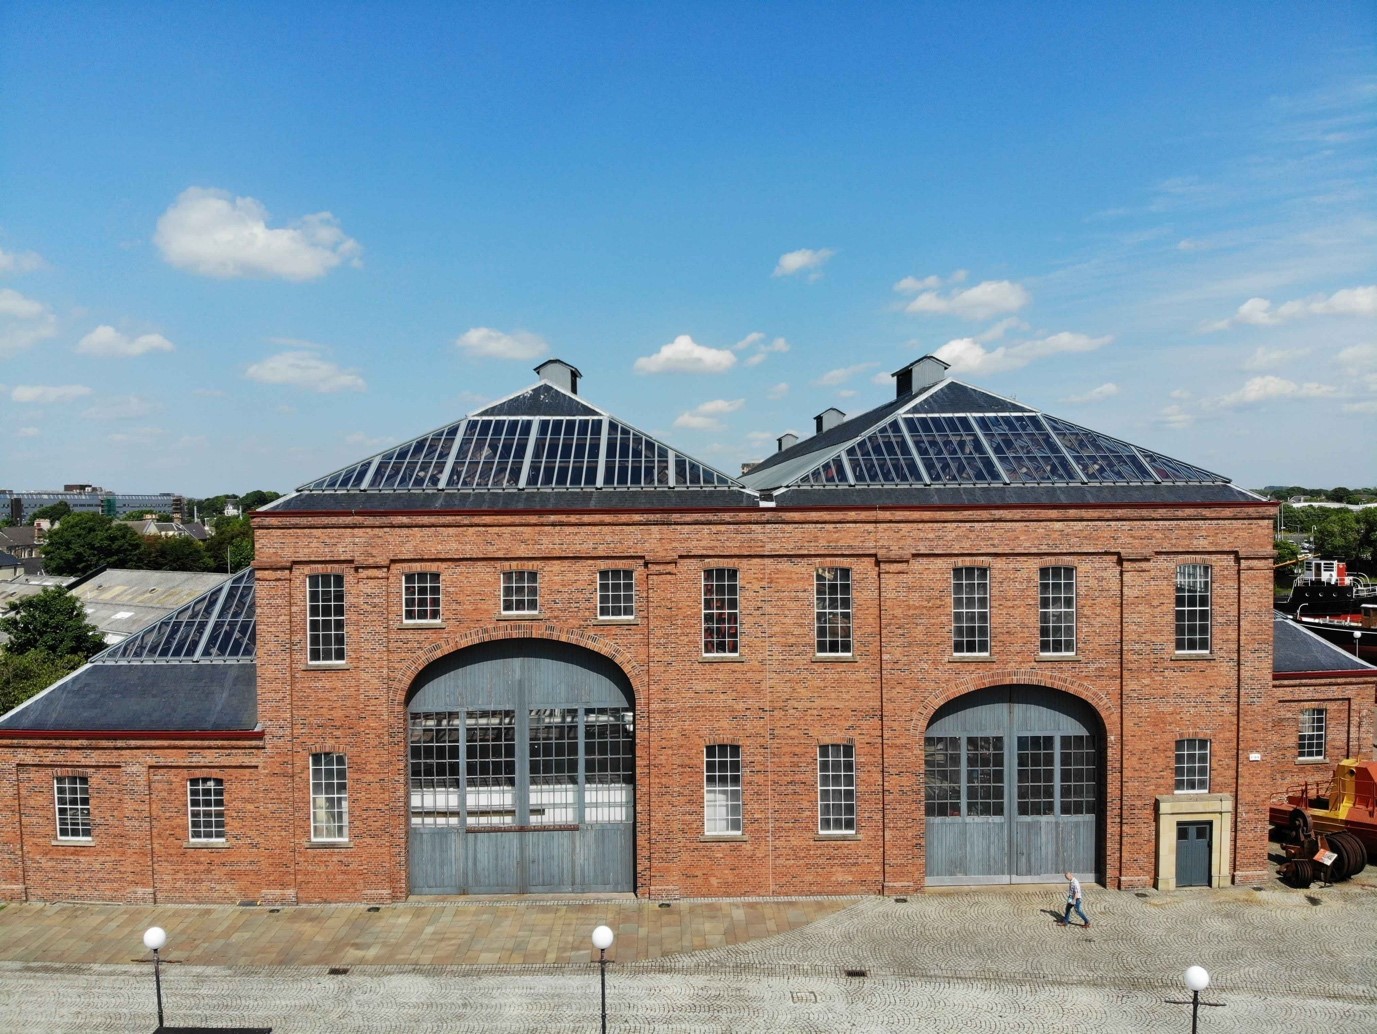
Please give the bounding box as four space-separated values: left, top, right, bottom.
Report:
1059 871 1090 928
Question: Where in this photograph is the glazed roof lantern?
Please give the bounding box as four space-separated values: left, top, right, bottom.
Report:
815 408 846 434
892 355 950 399
535 358 581 396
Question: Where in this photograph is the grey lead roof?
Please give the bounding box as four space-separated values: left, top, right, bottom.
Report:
1273 613 1377 674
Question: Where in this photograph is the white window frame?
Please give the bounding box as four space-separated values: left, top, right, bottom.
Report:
1175 564 1212 654
403 571 442 624
501 570 539 615
1174 738 1210 793
952 567 990 656
814 567 853 656
1298 708 1327 761
54 775 91 840
597 569 636 620
702 568 740 657
704 744 742 834
1038 566 1076 656
309 752 349 842
817 743 856 834
307 573 346 664
187 777 226 843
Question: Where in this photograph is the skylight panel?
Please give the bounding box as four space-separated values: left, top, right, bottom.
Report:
902 416 1003 483
674 454 732 487
199 575 256 659
800 455 850 486
605 422 671 486
1136 447 1223 483
102 589 223 661
1040 416 1155 482
974 415 1081 483
445 419 532 489
840 421 925 484
370 427 460 490
528 418 602 487
300 457 374 492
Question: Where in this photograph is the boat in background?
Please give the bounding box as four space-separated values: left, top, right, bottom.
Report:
1277 558 1377 617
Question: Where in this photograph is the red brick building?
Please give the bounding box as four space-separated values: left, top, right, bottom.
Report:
1 356 1372 904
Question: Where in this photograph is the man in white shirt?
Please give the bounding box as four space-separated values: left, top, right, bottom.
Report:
1059 871 1090 928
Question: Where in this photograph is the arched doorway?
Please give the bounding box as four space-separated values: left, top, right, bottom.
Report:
406 638 635 894
923 685 1102 885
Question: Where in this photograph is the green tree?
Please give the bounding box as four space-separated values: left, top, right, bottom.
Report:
138 534 209 572
1273 538 1302 585
1312 509 1361 559
1357 507 1377 564
203 515 254 573
1328 486 1353 504
239 489 280 511
28 501 72 524
0 588 107 658
41 512 143 575
0 649 85 714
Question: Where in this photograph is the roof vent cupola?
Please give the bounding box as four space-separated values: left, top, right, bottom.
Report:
814 408 846 434
777 432 799 453
892 355 950 399
534 358 582 396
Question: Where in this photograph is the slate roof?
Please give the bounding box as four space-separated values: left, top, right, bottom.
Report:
1273 613 1377 674
0 568 258 734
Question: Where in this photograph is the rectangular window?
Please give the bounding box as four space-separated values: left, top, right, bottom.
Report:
598 569 636 619
1059 735 1098 816
704 744 742 834
1174 738 1210 793
1175 564 1212 653
584 708 635 823
965 735 1005 816
1016 735 1055 816
54 775 91 840
501 570 539 615
187 777 226 842
403 572 442 623
309 752 349 841
815 567 853 655
817 743 856 834
702 568 740 655
952 567 990 655
529 707 579 825
924 736 963 817
465 709 517 826
1038 566 1076 655
307 573 346 663
1298 708 1327 760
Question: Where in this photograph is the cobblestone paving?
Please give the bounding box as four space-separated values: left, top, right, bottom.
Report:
0 872 1373 1032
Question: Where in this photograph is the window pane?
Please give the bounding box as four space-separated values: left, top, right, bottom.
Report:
815 567 853 655
1059 735 1098 815
585 708 635 823
1298 708 1327 760
966 736 1004 816
1017 735 1055 816
817 743 856 833
188 777 225 841
598 569 636 619
501 571 539 614
307 574 346 663
54 775 91 839
403 572 442 622
924 736 963 817
409 711 464 826
952 567 990 655
1039 566 1076 655
529 708 579 825
1175 564 1211 653
703 568 740 655
1174 738 1210 793
465 710 517 826
310 753 348 840
705 744 742 833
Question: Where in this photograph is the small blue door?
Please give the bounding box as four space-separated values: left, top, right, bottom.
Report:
1176 822 1211 887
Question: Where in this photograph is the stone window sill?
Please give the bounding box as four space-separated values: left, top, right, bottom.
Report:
1296 757 1330 765
1036 654 1079 662
950 655 995 662
700 655 745 663
698 833 747 843
595 617 639 625
1171 653 1216 661
496 612 542 621
306 840 353 849
305 662 349 671
51 838 93 847
185 840 229 849
813 654 856 663
814 833 861 841
400 621 444 629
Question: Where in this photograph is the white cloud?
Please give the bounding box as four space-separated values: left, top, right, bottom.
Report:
455 327 548 361
245 350 366 393
1243 345 1310 370
16 426 39 437
772 248 835 279
12 384 92 404
82 395 157 420
766 382 789 400
1205 284 1377 331
1213 375 1338 407
107 427 164 446
742 335 790 367
0 287 57 357
894 270 967 293
634 335 737 374
733 332 765 351
1336 343 1377 370
1157 404 1194 429
193 388 227 397
977 317 1028 342
935 331 1112 375
674 398 745 431
1342 400 1377 414
816 362 878 387
154 186 362 281
75 324 175 358
0 246 44 274
1061 383 1120 404
1169 388 1192 400
902 279 1031 320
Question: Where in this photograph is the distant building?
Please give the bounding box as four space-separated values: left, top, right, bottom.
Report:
0 489 185 524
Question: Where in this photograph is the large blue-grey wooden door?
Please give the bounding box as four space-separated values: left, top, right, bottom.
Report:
407 639 635 895
924 686 1100 885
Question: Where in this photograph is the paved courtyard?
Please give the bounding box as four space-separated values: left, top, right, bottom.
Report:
1 869 1374 1032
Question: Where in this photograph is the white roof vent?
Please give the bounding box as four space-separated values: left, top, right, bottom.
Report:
892 355 950 399
814 408 846 434
777 432 799 453
534 358 581 395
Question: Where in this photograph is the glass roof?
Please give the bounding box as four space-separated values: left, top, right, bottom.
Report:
791 407 1227 489
97 568 255 663
299 412 736 492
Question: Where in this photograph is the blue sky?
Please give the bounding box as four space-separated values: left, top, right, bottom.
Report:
1 3 1373 497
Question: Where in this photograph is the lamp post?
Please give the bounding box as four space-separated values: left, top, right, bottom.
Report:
1354 629 1362 657
1184 965 1209 1034
144 926 167 1030
591 924 614 1034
